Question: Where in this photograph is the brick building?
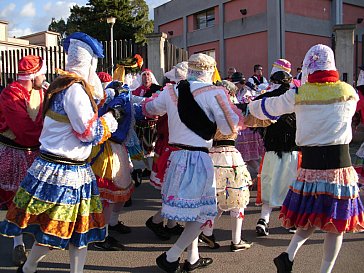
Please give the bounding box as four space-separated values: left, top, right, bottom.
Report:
153 0 364 80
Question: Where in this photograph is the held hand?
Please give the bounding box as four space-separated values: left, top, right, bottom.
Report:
109 104 125 122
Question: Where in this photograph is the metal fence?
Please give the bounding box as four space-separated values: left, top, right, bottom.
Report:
0 40 148 86
164 40 188 73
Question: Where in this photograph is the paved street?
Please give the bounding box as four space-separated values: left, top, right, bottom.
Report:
0 180 363 273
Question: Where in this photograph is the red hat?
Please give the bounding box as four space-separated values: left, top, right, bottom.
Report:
18 55 46 80
97 72 112 83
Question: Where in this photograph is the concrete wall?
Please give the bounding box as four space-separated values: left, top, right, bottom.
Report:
224 0 267 23
159 18 184 39
285 0 331 20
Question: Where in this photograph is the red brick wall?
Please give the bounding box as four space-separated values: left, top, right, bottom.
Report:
224 32 268 78
285 0 331 20
159 18 184 38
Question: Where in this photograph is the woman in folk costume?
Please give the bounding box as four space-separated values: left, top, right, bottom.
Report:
0 32 120 273
249 44 364 273
145 62 188 241
352 65 364 187
233 72 265 182
0 55 47 266
89 75 137 251
143 53 239 272
133 69 163 177
200 80 253 252
252 59 301 237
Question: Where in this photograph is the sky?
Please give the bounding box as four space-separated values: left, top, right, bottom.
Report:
0 0 170 37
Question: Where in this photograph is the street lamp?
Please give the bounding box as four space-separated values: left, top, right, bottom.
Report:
107 16 116 76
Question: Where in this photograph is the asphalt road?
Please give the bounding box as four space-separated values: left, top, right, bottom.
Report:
0 179 363 273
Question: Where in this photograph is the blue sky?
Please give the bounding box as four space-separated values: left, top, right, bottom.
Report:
0 0 170 37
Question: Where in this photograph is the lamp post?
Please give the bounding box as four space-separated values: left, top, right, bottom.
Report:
107 16 116 76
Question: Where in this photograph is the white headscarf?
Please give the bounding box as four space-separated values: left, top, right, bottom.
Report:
357 70 364 87
164 61 188 83
65 39 104 100
301 44 336 85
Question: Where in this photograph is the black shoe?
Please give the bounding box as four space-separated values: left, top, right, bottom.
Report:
182 257 213 272
288 227 297 234
273 252 293 273
146 216 171 240
124 197 132 207
109 221 131 234
156 252 182 273
256 218 269 236
142 169 151 178
17 264 38 273
230 239 253 252
131 169 143 187
165 223 184 236
12 245 27 266
198 233 220 249
94 236 125 251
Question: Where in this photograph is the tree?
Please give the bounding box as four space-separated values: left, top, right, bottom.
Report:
48 0 154 44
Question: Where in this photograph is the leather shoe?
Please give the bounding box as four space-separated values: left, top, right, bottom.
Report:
182 257 213 272
156 252 182 273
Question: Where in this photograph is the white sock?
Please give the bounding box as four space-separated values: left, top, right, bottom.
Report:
166 221 201 262
319 232 343 273
22 242 51 273
286 227 316 261
166 219 177 229
13 235 24 248
109 202 125 226
152 209 164 224
202 220 214 236
231 217 243 244
260 204 272 223
69 244 88 273
186 237 199 265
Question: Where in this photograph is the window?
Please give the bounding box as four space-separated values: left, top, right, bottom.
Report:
195 8 215 30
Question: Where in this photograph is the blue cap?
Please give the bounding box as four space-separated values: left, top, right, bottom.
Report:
63 32 104 58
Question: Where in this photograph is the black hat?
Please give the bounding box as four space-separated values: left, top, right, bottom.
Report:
359 65 364 71
231 72 245 83
270 71 292 84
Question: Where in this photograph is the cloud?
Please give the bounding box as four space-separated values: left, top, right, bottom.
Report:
0 3 16 18
9 27 33 38
20 3 36 17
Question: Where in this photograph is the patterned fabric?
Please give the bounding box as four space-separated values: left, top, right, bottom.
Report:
0 157 106 249
0 144 39 207
161 150 217 223
90 141 134 203
280 166 364 233
235 128 265 161
209 146 251 211
295 81 357 105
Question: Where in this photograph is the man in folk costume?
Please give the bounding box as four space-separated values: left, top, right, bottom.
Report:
143 53 239 272
146 62 188 241
249 44 364 273
0 32 120 273
247 64 268 91
0 55 47 266
248 59 301 237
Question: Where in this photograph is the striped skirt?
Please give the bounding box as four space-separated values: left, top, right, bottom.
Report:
280 166 364 233
0 157 106 249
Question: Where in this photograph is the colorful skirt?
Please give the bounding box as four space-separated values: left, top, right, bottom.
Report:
161 150 217 224
0 143 39 208
90 141 134 203
280 166 364 233
353 142 364 186
0 157 106 249
258 151 300 207
235 128 265 162
209 146 251 212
